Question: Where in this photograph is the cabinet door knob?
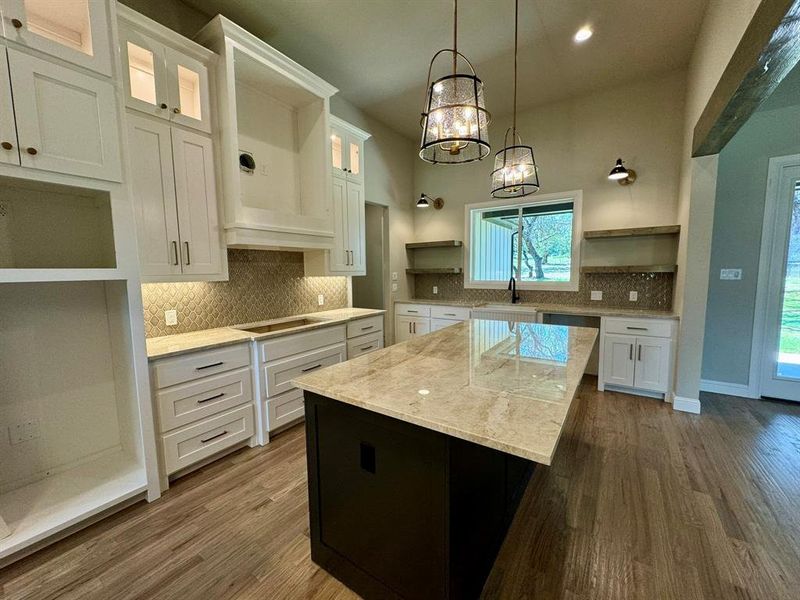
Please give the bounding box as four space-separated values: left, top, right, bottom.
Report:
10 18 22 29
1 141 12 150
26 147 37 155
160 102 167 109
173 107 181 114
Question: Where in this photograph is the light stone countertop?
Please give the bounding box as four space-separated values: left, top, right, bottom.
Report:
293 319 598 465
397 299 678 320
146 307 386 360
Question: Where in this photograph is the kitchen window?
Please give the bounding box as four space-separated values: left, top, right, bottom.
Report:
465 190 582 291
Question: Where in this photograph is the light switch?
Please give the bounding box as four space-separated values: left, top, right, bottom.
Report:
165 309 178 326
391 272 398 281
720 268 742 280
391 282 398 292
590 290 603 301
318 294 324 306
629 291 638 302
433 286 438 295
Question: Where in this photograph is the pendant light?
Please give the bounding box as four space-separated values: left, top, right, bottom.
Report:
490 0 539 198
419 0 491 164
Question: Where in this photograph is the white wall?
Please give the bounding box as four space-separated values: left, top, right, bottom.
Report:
672 0 762 405
414 69 687 266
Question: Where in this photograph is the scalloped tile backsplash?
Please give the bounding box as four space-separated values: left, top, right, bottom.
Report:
141 250 348 338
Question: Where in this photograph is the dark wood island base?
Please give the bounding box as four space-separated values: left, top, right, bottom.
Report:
304 391 535 600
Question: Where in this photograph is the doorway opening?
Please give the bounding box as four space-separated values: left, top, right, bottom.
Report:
352 203 389 311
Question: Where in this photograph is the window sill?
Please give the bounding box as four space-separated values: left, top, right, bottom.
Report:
465 280 579 292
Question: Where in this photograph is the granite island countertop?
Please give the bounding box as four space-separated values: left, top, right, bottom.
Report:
146 307 386 360
293 319 597 465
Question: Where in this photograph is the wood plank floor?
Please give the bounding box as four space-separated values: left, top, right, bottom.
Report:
2 377 800 599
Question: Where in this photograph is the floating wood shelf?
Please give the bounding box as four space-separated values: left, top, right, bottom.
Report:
583 225 681 240
405 267 463 275
405 240 463 249
580 264 677 274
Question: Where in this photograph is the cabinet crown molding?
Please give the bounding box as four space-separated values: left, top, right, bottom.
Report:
329 115 371 142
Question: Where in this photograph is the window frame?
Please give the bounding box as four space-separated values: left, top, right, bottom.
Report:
464 190 583 291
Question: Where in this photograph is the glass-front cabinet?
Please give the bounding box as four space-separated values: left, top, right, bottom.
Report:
330 117 364 183
0 0 112 75
119 21 211 133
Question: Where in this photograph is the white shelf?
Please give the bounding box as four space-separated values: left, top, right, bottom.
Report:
0 453 147 560
0 268 128 284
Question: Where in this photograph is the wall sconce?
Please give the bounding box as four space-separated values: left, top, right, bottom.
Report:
608 158 636 186
417 193 445 209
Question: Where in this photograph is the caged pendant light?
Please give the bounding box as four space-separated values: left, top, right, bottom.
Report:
490 0 539 198
419 0 491 164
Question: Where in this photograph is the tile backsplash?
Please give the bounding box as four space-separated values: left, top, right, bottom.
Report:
413 272 673 310
141 249 348 338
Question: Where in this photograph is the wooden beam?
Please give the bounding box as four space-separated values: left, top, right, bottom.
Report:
693 0 800 157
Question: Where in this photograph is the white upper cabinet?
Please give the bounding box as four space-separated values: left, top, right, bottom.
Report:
0 46 19 165
118 5 212 133
330 119 364 184
6 47 121 180
0 0 112 76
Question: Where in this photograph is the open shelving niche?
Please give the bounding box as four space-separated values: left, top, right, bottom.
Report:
405 240 464 275
580 225 681 274
0 173 159 561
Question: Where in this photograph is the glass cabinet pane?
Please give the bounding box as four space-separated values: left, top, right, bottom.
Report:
331 132 343 170
24 0 93 57
349 140 360 176
177 65 201 121
127 42 157 105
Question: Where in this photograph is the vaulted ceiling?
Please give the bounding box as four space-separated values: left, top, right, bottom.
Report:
184 0 710 138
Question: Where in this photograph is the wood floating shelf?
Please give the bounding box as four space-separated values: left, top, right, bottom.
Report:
405 267 463 275
405 240 463 249
583 225 681 239
580 264 677 274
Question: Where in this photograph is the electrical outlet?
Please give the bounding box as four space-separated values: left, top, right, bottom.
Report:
391 272 398 281
720 268 742 280
9 419 40 445
629 291 638 302
317 294 324 306
590 290 603 301
391 282 398 292
433 286 438 295
165 309 178 326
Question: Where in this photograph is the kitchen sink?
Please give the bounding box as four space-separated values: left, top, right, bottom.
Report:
237 318 322 334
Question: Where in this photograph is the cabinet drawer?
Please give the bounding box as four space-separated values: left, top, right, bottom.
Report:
156 367 252 432
604 317 673 338
430 306 470 321
263 343 346 398
396 303 431 317
266 387 305 432
347 331 384 359
346 315 384 339
259 325 346 363
162 404 254 475
431 318 461 332
152 344 250 389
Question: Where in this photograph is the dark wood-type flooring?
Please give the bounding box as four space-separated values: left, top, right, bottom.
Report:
2 377 800 599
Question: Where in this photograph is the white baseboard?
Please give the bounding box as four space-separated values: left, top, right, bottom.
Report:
700 378 758 399
672 394 701 414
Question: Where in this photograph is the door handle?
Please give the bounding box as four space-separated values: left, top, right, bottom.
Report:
172 240 179 265
184 241 190 265
413 322 416 334
637 345 642 361
629 344 633 360
408 322 412 334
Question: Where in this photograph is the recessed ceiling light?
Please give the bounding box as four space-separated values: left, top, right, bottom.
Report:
574 26 593 43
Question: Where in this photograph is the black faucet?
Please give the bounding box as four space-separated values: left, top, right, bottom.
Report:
508 276 520 304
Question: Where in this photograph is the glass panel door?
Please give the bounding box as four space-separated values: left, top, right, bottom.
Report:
165 48 210 133
120 25 168 119
761 159 800 401
348 139 361 177
330 128 344 174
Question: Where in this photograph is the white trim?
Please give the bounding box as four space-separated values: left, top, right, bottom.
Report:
463 190 583 292
751 154 800 399
699 378 758 398
672 394 701 414
329 115 371 141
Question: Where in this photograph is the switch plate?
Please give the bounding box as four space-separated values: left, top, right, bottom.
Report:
433 286 438 295
629 291 638 302
9 419 40 445
720 268 742 280
391 272 398 281
590 290 603 301
391 282 398 292
317 294 324 306
165 309 178 326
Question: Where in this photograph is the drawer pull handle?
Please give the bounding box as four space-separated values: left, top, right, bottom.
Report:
444 313 456 316
361 325 374 330
301 364 322 372
196 361 224 371
200 430 228 444
626 326 648 331
360 345 374 351
197 392 225 404
407 310 418 313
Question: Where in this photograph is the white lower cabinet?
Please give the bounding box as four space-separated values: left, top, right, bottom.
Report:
599 317 675 397
395 303 468 342
345 315 384 359
150 343 255 484
395 315 431 342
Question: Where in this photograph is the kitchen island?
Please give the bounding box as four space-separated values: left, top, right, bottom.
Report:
293 319 597 599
